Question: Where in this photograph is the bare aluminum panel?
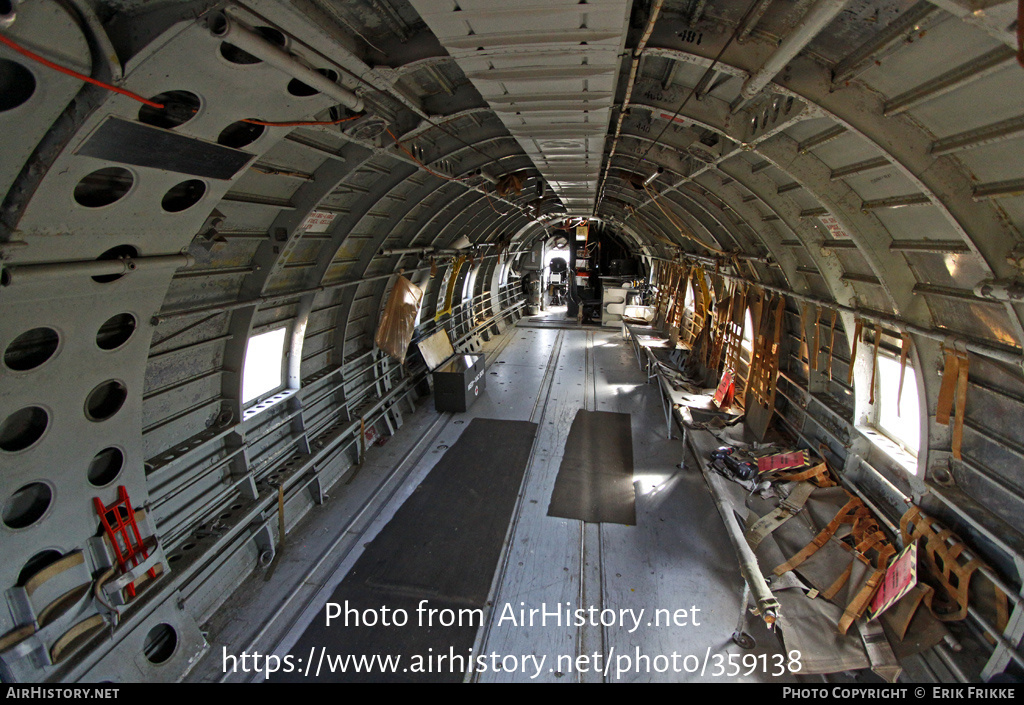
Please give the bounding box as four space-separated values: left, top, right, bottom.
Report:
409 0 632 215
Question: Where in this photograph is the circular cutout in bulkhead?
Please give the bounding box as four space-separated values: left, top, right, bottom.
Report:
84 380 127 422
137 90 201 129
96 313 136 350
2 482 52 529
218 25 286 65
0 406 48 452
88 447 125 487
217 120 265 148
287 69 338 97
161 180 206 212
74 167 133 208
92 245 139 284
143 623 178 664
4 327 59 371
0 58 35 112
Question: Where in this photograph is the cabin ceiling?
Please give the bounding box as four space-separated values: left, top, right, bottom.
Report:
3 0 1022 345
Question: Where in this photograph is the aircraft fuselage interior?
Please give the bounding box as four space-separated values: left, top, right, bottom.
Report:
1 0 1024 686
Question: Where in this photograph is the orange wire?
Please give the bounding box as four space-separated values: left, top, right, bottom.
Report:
0 33 165 109
483 191 510 216
385 128 468 183
2 33 368 126
5 30 520 208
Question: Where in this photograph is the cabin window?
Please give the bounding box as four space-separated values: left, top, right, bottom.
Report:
242 327 287 404
872 351 921 458
741 308 754 355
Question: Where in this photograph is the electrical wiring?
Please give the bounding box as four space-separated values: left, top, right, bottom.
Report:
385 127 469 183
643 182 729 256
5 25 533 219
0 32 164 108
0 32 366 127
482 190 510 216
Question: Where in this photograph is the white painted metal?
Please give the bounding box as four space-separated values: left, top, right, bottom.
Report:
409 0 634 215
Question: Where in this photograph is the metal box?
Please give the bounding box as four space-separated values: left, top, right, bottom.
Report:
417 329 486 412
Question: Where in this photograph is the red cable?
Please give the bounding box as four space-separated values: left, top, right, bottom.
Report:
2 33 368 126
0 33 165 109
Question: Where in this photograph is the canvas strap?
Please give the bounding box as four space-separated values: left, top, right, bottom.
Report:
848 318 863 385
827 309 837 381
810 306 821 371
745 481 817 550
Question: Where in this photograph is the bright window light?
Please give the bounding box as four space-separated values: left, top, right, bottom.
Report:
242 328 287 404
875 354 920 456
741 308 754 353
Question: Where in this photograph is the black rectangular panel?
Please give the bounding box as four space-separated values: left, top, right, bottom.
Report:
273 417 537 683
548 409 636 525
76 117 255 180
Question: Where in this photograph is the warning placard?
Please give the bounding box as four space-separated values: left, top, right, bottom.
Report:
818 213 850 239
867 541 918 621
302 210 337 233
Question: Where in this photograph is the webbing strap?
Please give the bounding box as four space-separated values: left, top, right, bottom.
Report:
744 482 816 550
799 302 809 366
827 309 837 381
838 567 886 635
774 496 862 576
24 551 84 597
810 306 821 371
50 615 105 664
848 319 863 385
901 506 1007 628
822 562 853 601
936 346 958 425
869 325 882 405
953 350 969 461
771 461 833 486
897 333 912 413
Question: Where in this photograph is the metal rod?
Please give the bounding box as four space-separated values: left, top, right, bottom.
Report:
2 253 193 285
211 17 364 112
740 0 851 99
736 0 775 43
700 462 780 624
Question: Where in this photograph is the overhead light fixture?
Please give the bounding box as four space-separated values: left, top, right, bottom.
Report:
450 235 472 250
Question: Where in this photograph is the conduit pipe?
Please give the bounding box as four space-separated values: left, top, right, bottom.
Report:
379 246 436 257
597 0 664 208
739 0 850 100
1 253 194 285
210 17 364 113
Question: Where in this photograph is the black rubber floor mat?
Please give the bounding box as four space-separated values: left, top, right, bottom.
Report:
273 417 537 682
547 409 635 525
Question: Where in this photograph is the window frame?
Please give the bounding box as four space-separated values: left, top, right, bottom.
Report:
241 325 291 412
869 347 921 459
